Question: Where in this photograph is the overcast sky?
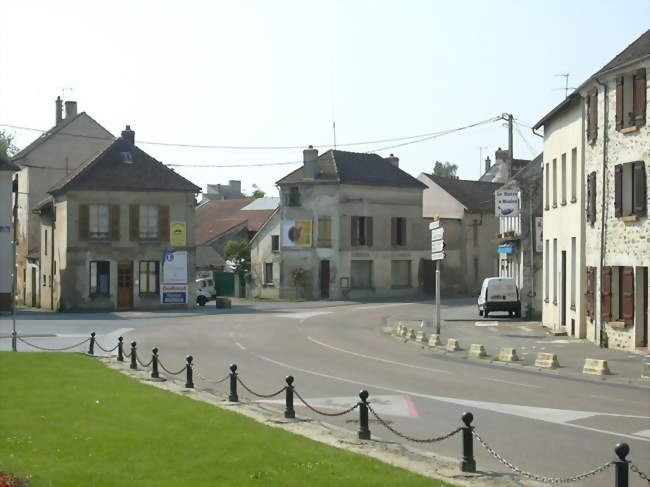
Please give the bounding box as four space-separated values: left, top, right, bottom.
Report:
2 1 648 196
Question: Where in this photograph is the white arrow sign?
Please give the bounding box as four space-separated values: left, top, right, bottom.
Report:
431 240 445 253
431 251 446 261
431 227 444 241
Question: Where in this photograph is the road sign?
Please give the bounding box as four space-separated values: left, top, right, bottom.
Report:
429 221 440 230
431 227 444 241
431 251 446 261
431 240 445 253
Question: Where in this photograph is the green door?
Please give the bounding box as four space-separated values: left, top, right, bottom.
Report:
214 272 235 297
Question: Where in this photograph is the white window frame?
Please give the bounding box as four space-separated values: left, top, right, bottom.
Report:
89 205 110 240
139 205 159 240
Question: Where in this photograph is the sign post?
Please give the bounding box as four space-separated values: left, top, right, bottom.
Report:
429 220 446 334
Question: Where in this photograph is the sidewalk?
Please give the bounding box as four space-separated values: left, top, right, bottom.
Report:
387 305 650 386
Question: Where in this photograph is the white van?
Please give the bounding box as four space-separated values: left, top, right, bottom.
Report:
196 277 216 306
477 277 521 318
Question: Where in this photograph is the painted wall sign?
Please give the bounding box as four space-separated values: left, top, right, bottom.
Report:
170 221 187 246
282 220 312 247
495 190 520 217
163 250 188 284
161 284 188 304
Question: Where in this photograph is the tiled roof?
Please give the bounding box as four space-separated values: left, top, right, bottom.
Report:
424 175 503 213
195 198 276 245
48 137 201 194
276 149 426 189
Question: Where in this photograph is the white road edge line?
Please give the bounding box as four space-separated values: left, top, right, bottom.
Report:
235 342 246 351
485 377 543 389
306 336 452 375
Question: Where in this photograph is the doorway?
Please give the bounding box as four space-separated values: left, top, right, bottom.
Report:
642 267 648 348
117 262 133 309
561 251 567 328
320 260 330 298
30 268 36 308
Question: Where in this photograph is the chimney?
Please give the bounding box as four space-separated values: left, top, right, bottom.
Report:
495 147 509 163
385 153 399 168
303 145 319 179
485 156 491 173
229 180 242 195
55 96 63 125
121 125 135 145
64 101 77 120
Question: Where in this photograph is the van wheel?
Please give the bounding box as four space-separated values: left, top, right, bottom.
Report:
484 311 488 318
197 296 207 307
479 309 483 317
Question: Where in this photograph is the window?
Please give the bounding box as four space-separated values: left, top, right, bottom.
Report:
318 216 332 248
616 69 646 131
286 187 301 207
120 151 133 163
351 260 372 289
42 274 47 287
139 261 159 294
586 172 597 225
585 267 596 318
139 205 159 239
552 158 557 207
271 235 280 252
89 205 110 239
544 239 549 301
44 230 48 255
561 153 566 205
571 148 577 203
264 263 274 285
615 161 647 218
391 260 410 288
586 89 598 142
602 267 613 321
617 267 635 325
90 261 110 295
390 217 407 246
570 237 576 309
545 163 549 210
351 216 373 246
553 239 557 304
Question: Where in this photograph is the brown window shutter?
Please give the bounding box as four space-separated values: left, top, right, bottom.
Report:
633 161 647 216
586 173 592 223
401 218 407 246
109 205 120 241
390 217 397 246
601 267 612 322
621 267 635 324
633 68 646 128
159 205 170 242
587 172 597 224
585 267 594 318
78 204 89 241
587 91 598 141
616 77 624 131
129 205 139 241
614 165 623 218
351 216 358 246
367 217 373 246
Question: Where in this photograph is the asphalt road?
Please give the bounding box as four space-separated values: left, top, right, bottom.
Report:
2 301 649 486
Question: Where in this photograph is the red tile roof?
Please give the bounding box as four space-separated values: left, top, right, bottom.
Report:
195 198 276 245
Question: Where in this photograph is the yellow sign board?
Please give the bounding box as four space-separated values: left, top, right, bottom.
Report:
170 221 187 246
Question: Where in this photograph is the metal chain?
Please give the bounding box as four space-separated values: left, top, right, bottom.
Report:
293 389 360 417
157 359 187 376
122 348 132 358
473 430 613 483
194 368 229 384
236 377 286 398
136 354 153 368
367 404 461 443
94 340 119 353
17 337 90 351
631 463 650 483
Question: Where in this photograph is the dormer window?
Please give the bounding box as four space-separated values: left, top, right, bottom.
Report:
120 152 133 164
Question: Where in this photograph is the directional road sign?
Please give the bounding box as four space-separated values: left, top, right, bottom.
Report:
429 221 440 230
431 227 444 242
431 251 446 261
431 240 445 253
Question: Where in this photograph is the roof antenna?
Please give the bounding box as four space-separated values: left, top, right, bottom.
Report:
553 73 575 98
330 63 337 149
60 87 74 100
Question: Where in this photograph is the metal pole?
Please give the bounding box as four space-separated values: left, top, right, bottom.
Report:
11 203 17 351
435 260 441 335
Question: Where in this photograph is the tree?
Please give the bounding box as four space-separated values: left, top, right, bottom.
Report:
0 130 18 158
243 184 266 199
224 240 251 278
433 161 458 178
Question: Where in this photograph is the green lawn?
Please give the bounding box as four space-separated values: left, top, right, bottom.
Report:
0 353 454 486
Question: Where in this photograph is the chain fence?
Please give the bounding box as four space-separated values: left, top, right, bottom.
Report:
135 354 153 368
94 340 119 353
367 403 462 443
630 463 649 483
293 389 360 417
236 377 286 398
157 359 187 376
194 367 230 384
17 336 90 352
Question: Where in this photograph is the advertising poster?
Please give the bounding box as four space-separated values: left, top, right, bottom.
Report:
495 190 520 217
161 284 188 304
170 221 187 246
282 220 312 247
163 250 188 284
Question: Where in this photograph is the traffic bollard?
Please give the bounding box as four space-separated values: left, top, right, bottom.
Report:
460 412 476 473
284 376 295 419
151 348 159 379
229 364 239 402
117 336 124 362
614 442 629 487
88 332 95 355
358 390 371 440
185 356 194 388
130 341 137 370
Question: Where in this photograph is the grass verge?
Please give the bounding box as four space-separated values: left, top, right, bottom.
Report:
0 353 455 486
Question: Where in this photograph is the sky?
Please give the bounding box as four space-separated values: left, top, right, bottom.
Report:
1 1 649 197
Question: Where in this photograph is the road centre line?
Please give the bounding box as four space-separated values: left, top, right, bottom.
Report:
485 377 543 389
236 342 246 351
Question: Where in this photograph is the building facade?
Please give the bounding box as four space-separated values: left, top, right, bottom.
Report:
0 155 19 312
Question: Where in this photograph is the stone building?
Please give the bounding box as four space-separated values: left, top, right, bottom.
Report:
479 147 532 184
11 97 113 307
199 180 245 203
0 155 19 312
494 155 543 319
580 30 649 351
34 126 201 311
253 148 429 300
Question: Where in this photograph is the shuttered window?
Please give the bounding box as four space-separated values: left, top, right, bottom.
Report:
615 161 647 218
351 216 373 246
601 267 612 322
318 216 332 248
585 266 595 319
139 261 159 294
83 205 118 241
391 260 411 288
586 90 598 142
617 69 647 131
351 260 372 289
586 172 597 225
619 267 635 325
391 217 407 246
130 205 170 241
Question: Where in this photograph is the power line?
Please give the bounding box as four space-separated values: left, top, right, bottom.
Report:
514 125 537 158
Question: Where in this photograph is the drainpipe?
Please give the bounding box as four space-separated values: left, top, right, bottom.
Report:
595 77 608 347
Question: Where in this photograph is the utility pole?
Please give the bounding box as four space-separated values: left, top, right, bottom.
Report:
478 146 488 179
507 113 514 164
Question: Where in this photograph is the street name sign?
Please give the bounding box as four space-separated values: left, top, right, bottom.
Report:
431 251 446 261
429 221 440 230
431 240 445 253
431 227 444 241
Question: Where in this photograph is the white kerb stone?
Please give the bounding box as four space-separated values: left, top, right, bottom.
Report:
582 358 611 376
446 338 461 352
643 363 650 379
415 331 428 343
407 329 417 340
428 334 442 347
535 352 559 369
498 348 519 362
468 344 487 358
395 324 404 335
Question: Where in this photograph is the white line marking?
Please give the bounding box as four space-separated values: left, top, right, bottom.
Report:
485 378 543 389
306 336 451 375
633 429 650 438
475 321 499 327
521 326 533 332
235 342 246 351
353 303 417 310
274 311 334 320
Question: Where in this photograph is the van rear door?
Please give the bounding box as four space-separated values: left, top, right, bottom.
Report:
487 279 517 302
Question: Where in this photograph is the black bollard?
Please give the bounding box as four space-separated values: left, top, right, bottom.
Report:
185 356 194 388
614 442 629 487
460 412 476 473
284 376 295 419
358 390 371 440
228 364 239 402
117 336 124 362
130 341 137 370
151 348 159 379
88 332 96 355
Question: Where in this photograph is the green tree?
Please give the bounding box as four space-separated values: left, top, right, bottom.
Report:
224 240 251 278
0 130 19 158
251 188 266 199
433 161 458 178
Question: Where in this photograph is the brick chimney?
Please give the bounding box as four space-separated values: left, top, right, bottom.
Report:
385 153 399 168
303 145 319 179
121 125 135 145
64 101 77 120
55 96 63 125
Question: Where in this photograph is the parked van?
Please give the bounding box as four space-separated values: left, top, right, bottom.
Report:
477 277 521 318
196 277 216 306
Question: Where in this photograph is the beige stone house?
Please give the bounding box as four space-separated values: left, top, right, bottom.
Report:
11 98 113 307
0 155 19 312
250 148 429 300
34 126 201 311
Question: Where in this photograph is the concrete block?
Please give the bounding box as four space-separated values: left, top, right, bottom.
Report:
400 326 409 337
215 297 231 309
428 334 442 347
407 329 416 340
468 344 487 359
446 338 461 352
643 363 650 379
534 352 559 369
498 347 519 362
582 358 611 376
415 331 428 343
395 323 404 335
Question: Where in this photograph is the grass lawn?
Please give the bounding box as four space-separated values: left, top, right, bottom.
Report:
0 353 455 486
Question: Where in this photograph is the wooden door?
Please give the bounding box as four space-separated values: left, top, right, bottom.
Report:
320 260 330 298
117 263 133 309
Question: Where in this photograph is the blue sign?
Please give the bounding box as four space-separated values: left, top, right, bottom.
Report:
0 225 11 233
498 245 514 254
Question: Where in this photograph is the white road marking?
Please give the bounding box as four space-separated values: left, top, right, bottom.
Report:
536 339 575 344
633 429 650 438
485 377 543 389
274 311 334 320
57 327 134 339
353 303 417 310
487 327 498 332
235 342 246 351
475 321 499 327
521 326 533 332
306 336 451 375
